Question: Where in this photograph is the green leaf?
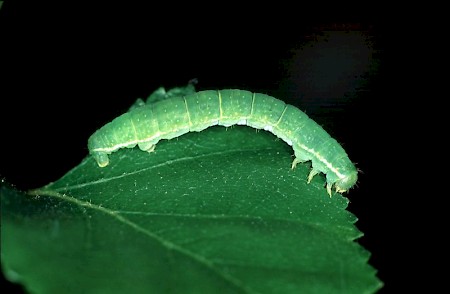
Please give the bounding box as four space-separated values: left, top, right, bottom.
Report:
1 126 382 294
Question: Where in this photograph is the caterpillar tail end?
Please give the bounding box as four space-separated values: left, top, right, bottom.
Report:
92 151 110 167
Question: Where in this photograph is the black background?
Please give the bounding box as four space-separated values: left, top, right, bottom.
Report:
1 2 400 293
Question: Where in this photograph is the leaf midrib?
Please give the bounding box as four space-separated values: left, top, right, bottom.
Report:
44 146 284 192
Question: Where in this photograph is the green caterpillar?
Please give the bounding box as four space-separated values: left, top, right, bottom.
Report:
88 88 358 195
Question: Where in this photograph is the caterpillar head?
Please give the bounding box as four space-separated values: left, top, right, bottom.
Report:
334 171 358 193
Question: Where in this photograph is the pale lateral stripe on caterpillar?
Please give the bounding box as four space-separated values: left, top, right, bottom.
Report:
88 89 358 195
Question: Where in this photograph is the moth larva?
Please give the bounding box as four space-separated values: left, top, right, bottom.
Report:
88 89 358 195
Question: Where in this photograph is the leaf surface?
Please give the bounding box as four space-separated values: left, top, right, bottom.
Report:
1 126 382 293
